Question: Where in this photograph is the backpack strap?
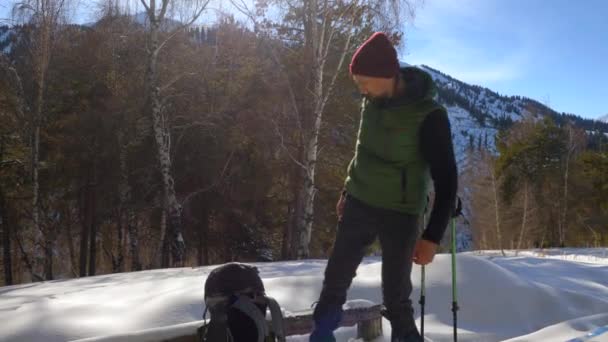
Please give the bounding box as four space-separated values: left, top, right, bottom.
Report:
201 295 231 342
265 296 286 342
232 295 268 342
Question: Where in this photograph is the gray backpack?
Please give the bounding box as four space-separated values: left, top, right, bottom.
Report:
199 262 285 342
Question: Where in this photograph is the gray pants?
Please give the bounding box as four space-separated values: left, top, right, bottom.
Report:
314 192 420 338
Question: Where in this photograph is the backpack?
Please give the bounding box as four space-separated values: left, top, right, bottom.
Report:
199 262 285 342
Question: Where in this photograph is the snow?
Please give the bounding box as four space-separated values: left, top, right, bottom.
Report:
1 249 608 342
471 248 608 265
72 321 203 342
0 28 13 54
500 313 608 342
418 65 450 85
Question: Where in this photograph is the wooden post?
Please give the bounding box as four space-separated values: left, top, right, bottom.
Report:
357 315 383 340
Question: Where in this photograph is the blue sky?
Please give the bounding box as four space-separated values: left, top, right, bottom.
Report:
2 0 606 119
401 0 608 120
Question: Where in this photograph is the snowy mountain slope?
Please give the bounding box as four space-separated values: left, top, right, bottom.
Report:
420 64 525 161
0 25 16 53
1 249 607 342
419 64 608 162
407 64 608 252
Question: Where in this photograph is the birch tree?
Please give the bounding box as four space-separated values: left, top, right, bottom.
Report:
0 54 29 285
234 0 419 258
12 0 67 280
138 0 210 267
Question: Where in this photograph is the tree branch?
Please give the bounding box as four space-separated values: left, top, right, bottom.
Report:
159 0 170 21
229 0 258 29
0 159 25 167
265 42 303 143
320 10 356 114
322 1 356 66
139 0 153 20
155 0 210 55
271 117 307 171
181 147 236 206
160 72 198 93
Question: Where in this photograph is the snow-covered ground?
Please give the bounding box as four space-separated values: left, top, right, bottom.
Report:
1 248 607 342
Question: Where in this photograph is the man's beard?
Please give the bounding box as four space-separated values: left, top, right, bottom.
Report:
364 92 391 107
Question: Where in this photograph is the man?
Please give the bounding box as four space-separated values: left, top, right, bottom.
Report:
310 32 458 342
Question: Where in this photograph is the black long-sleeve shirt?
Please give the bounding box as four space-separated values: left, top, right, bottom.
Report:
418 109 458 244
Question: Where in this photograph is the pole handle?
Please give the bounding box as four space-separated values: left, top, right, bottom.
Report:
452 196 462 218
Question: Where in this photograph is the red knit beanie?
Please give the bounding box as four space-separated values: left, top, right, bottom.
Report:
349 32 399 78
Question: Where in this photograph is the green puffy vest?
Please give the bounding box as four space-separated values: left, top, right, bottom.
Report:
344 67 443 215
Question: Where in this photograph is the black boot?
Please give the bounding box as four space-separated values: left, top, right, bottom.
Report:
392 328 423 342
309 301 342 342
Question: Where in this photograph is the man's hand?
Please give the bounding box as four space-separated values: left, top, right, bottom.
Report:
413 239 438 265
336 192 346 220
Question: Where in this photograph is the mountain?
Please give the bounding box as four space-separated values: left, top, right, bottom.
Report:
599 114 608 123
409 64 608 167
84 12 184 30
0 25 16 53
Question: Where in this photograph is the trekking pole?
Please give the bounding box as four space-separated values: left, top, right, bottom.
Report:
420 263 425 337
451 197 462 342
419 196 429 338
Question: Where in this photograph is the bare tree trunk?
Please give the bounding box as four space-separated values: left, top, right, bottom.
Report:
44 227 54 280
112 215 125 273
283 162 302 260
294 0 357 259
516 181 529 251
160 206 169 267
88 161 98 276
141 0 206 267
559 159 569 247
293 174 313 259
14 0 66 282
32 6 52 283
115 132 132 273
0 187 13 285
16 232 38 281
197 221 204 266
490 168 505 256
88 215 97 276
281 203 293 259
0 55 27 285
66 214 78 277
197 204 209 265
79 171 93 277
128 210 141 271
560 126 575 247
79 183 89 277
31 21 48 281
31 124 43 281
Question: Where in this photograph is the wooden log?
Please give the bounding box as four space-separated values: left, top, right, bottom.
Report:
74 305 384 342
